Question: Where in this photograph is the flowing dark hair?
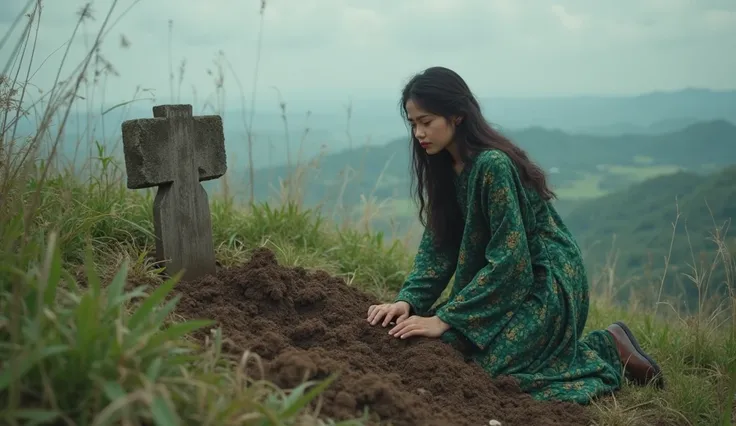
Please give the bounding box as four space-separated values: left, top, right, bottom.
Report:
400 66 555 248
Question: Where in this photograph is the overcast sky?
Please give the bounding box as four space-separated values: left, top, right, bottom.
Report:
1 0 735 111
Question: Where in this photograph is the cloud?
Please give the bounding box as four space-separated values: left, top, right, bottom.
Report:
703 8 736 31
550 5 586 32
0 0 733 109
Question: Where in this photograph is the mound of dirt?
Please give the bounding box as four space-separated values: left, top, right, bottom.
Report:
174 248 592 426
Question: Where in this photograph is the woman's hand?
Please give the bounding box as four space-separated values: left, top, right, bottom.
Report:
388 315 450 339
367 301 411 326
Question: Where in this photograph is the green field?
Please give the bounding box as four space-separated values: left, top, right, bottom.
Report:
360 162 692 225
554 164 683 199
555 172 608 199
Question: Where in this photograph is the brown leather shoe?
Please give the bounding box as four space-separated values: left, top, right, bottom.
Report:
606 321 665 389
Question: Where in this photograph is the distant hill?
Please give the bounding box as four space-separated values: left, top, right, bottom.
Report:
575 117 703 136
498 119 736 169
564 165 736 310
19 87 736 170
480 88 736 132
225 119 736 209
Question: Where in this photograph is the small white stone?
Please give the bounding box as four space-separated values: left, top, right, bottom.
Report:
489 420 502 426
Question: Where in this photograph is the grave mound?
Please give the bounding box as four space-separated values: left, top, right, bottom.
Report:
174 247 592 426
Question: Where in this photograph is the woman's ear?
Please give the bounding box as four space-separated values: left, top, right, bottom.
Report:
454 116 463 125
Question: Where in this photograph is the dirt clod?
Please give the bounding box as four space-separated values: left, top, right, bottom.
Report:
174 248 592 426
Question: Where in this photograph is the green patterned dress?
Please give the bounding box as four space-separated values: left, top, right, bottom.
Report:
394 149 623 404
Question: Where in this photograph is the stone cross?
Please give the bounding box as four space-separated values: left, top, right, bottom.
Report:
121 104 227 281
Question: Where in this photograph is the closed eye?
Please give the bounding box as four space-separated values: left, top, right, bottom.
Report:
408 118 433 127
408 114 434 127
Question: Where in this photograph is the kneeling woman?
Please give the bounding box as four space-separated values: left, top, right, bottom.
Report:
366 66 664 403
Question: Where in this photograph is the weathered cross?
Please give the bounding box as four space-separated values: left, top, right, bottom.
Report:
121 104 227 281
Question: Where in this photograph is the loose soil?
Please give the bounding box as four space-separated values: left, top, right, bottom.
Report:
174 248 592 426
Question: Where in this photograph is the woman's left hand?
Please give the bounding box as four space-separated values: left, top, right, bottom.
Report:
388 315 450 339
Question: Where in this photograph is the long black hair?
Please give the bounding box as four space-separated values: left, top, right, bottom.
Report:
400 66 555 248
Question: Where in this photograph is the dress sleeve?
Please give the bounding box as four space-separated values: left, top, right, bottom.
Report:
394 226 459 316
434 151 535 351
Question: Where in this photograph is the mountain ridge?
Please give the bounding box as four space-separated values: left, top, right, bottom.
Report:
21 87 736 170
235 118 736 205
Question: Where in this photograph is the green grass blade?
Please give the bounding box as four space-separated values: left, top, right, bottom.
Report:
102 381 127 401
128 274 180 330
145 357 163 382
151 295 181 326
150 394 180 426
42 233 62 306
74 292 99 357
280 374 339 420
83 242 102 297
2 409 61 425
0 345 69 391
105 259 129 310
146 320 215 348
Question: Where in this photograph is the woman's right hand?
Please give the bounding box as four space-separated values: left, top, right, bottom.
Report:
366 301 411 327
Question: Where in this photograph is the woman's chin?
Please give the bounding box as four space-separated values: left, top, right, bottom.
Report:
425 146 441 155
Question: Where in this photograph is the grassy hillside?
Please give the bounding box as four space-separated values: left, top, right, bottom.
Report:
3 153 736 425
566 166 736 310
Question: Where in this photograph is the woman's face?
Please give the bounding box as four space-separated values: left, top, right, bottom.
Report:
405 99 456 156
